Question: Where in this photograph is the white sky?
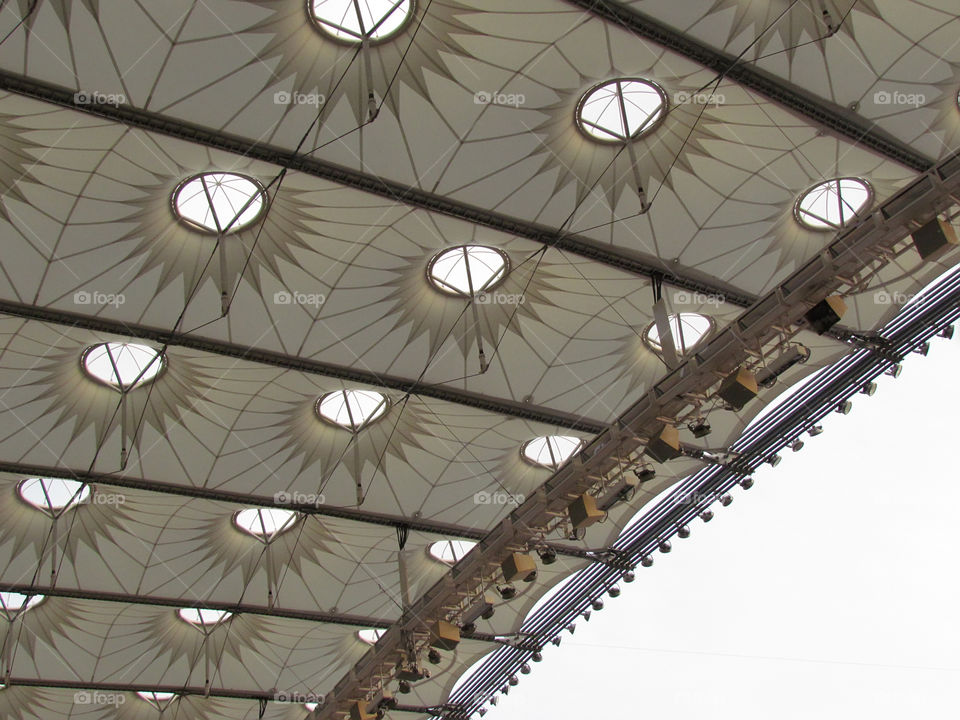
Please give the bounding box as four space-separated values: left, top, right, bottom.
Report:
479 331 959 719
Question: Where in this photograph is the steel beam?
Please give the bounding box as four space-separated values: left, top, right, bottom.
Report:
567 0 934 173
0 69 756 308
0 299 606 435
0 460 593 560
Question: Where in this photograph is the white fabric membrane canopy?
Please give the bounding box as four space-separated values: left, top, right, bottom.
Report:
0 0 957 718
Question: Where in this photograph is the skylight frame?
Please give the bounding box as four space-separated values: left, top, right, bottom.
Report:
316 389 390 431
172 172 267 235
176 607 233 629
642 313 715 356
428 540 478 565
17 477 91 516
576 77 668 143
308 0 414 44
233 508 300 541
426 245 510 298
520 436 584 469
81 342 165 392
794 177 873 231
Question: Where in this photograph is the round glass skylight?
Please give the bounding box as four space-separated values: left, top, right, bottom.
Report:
521 436 583 469
427 245 509 297
136 692 176 709
177 608 232 628
234 508 299 540
305 702 320 711
577 78 667 142
316 389 389 431
0 592 44 617
795 178 872 231
173 172 266 234
82 342 164 391
644 313 714 355
357 628 386 645
17 477 90 515
310 0 413 43
428 540 477 564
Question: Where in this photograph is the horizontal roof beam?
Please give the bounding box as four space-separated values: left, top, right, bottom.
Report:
0 69 756 308
568 0 933 172
0 582 506 645
0 459 594 560
0 298 606 434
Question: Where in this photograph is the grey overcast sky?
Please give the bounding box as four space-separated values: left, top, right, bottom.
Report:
467 332 959 719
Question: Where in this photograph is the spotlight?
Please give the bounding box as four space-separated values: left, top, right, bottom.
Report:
427 648 442 665
634 467 656 483
808 425 824 437
522 571 537 583
398 681 411 695
520 663 531 675
658 540 672 554
550 636 562 647
699 510 714 522
498 584 517 600
608 585 621 598
790 439 804 452
939 325 954 340
837 400 852 415
677 524 691 538
768 454 782 467
740 477 755 490
861 382 877 396
885 364 902 378
914 341 930 356
537 547 557 565
509 676 519 687
719 494 733 507
461 622 476 635
565 623 576 635
479 710 487 717
532 652 543 662
501 686 509 696
623 570 636 583
591 598 604 611
640 555 654 567
688 419 712 438
581 610 591 622
490 697 497 707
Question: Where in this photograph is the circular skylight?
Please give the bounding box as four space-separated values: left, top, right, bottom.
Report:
17 477 90 515
427 245 509 297
521 436 583 469
577 78 667 142
357 628 386 645
234 508 299 540
82 342 164 391
173 172 266 233
177 608 232 628
136 692 176 709
429 540 477 564
0 592 44 617
644 313 714 355
316 389 389 431
795 178 872 231
305 702 320 711
310 0 413 43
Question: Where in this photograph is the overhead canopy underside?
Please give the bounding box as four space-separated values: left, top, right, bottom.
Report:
0 0 957 718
